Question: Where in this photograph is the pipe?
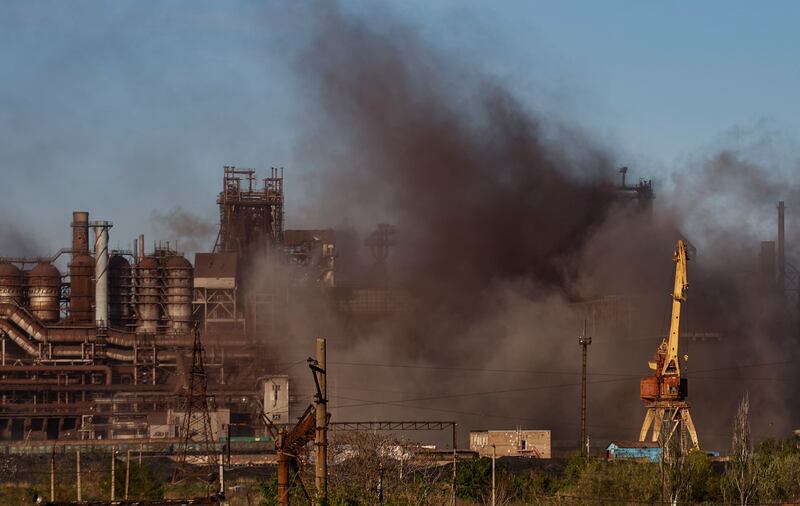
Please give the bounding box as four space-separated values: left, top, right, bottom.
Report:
0 365 112 385
0 321 39 356
94 221 111 327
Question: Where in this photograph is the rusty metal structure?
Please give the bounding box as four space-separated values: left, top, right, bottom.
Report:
0 166 344 443
214 166 284 262
173 328 218 486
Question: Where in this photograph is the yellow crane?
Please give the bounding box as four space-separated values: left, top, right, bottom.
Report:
638 240 699 449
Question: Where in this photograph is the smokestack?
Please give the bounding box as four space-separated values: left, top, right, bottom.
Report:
778 201 785 291
93 221 112 327
71 211 89 257
138 234 145 261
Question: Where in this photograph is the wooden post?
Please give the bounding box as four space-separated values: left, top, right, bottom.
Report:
125 449 131 499
76 450 82 502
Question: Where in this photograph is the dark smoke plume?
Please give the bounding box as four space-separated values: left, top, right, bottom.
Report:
275 5 800 450
151 207 217 255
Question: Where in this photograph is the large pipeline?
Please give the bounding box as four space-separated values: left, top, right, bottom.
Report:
0 303 252 365
0 365 112 385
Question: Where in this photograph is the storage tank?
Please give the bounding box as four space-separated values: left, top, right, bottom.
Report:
69 254 95 323
109 254 132 328
27 262 61 322
164 255 193 331
0 262 23 305
135 256 161 333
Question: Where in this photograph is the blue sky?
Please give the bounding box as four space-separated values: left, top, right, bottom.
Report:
1 1 799 256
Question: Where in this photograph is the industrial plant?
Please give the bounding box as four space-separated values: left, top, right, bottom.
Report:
0 166 346 443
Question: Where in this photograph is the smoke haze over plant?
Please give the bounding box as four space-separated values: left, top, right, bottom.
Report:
271 4 800 450
0 2 799 450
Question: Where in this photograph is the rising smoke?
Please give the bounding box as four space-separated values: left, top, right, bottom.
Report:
274 4 800 450
151 207 217 255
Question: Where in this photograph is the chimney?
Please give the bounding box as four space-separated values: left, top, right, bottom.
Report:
71 211 90 257
93 221 112 327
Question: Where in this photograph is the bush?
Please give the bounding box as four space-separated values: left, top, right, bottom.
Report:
100 461 164 500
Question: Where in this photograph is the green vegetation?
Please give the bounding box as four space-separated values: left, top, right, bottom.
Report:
252 434 800 505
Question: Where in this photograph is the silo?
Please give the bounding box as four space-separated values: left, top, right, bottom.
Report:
69 255 95 323
164 255 194 331
0 263 23 305
135 256 161 333
109 254 132 328
27 262 61 322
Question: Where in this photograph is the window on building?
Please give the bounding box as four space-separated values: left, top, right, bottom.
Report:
272 384 281 407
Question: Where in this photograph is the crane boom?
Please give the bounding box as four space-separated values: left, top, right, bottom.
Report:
662 239 687 376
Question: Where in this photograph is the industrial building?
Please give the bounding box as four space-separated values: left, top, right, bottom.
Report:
0 166 343 442
469 429 551 459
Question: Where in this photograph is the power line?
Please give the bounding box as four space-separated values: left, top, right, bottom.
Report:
328 359 795 379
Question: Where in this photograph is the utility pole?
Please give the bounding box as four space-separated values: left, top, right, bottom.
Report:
219 451 225 496
451 424 457 506
110 448 116 501
578 320 592 456
50 448 55 502
491 444 496 506
312 337 328 504
277 438 290 506
125 449 131 499
76 450 81 502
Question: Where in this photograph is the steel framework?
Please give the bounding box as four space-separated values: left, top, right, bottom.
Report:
172 328 218 486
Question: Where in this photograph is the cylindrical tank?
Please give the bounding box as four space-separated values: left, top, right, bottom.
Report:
109 254 132 328
164 255 194 332
135 256 161 333
0 262 23 305
27 262 61 322
69 254 95 323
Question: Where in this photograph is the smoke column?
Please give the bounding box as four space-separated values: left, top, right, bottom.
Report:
266 4 800 450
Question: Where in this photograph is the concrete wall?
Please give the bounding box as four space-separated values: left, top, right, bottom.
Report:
168 408 230 442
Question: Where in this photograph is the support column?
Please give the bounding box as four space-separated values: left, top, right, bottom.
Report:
314 337 328 504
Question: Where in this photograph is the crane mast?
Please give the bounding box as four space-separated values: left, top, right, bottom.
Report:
639 240 699 449
663 240 687 376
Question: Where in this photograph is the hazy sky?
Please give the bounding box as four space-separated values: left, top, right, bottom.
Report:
2 1 799 256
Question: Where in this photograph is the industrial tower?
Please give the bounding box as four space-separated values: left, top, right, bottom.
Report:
638 240 700 449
